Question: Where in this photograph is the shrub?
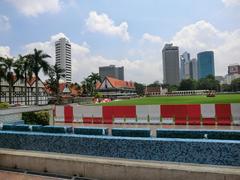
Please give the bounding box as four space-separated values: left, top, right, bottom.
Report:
0 102 9 109
22 111 50 125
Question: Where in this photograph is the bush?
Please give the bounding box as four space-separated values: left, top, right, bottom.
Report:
0 102 9 109
22 111 50 125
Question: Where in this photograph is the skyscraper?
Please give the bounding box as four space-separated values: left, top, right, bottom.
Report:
162 44 180 85
55 37 72 83
180 51 190 80
99 65 124 81
190 58 198 80
197 51 215 79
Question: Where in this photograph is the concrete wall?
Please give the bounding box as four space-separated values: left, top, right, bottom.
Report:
0 149 239 180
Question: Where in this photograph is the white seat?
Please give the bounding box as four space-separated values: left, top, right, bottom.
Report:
162 118 174 125
114 118 125 124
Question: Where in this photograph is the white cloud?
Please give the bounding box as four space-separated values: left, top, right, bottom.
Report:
86 11 130 41
141 33 162 43
172 20 240 76
222 0 240 7
0 46 11 57
0 15 10 31
6 0 61 17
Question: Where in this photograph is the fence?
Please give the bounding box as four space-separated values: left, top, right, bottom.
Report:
54 104 240 126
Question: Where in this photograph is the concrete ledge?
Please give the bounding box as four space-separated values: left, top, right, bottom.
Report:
0 148 240 180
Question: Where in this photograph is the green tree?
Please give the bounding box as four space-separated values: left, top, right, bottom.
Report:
231 78 240 92
26 49 50 105
46 64 65 104
221 84 232 92
82 73 101 96
0 57 7 102
197 75 220 91
134 82 145 96
0 57 16 104
14 55 32 105
178 79 197 90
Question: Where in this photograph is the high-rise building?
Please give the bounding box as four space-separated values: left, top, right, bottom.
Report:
197 51 215 79
228 64 240 75
162 44 180 85
55 37 72 83
190 58 198 80
99 65 124 81
180 52 191 80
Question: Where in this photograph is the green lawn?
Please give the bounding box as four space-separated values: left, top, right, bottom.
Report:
99 94 240 106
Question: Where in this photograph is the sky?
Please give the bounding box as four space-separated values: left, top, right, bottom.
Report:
0 0 240 84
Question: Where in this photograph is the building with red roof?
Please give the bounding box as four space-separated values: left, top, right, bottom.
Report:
96 76 136 99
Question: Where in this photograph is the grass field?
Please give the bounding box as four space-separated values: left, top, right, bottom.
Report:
99 94 240 106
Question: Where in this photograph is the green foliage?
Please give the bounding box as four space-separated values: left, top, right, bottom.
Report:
134 82 145 96
94 92 103 98
168 85 179 92
0 102 9 109
221 84 232 92
231 78 240 91
197 75 220 91
81 72 101 96
22 111 49 125
179 79 197 90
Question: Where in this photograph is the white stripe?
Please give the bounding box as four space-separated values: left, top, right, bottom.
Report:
55 106 64 122
231 103 240 125
201 104 215 118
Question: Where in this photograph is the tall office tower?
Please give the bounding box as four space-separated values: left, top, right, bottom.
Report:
55 37 72 83
162 44 180 85
190 58 198 80
197 51 215 79
99 65 124 81
180 51 191 80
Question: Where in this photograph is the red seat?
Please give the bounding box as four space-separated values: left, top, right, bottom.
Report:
92 117 102 124
188 117 201 125
187 105 201 125
202 118 215 125
215 104 232 126
64 105 73 123
83 117 92 124
175 117 187 125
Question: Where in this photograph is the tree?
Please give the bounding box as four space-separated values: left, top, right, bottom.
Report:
26 49 50 105
14 55 32 105
0 57 16 104
134 82 145 96
221 84 232 92
231 78 240 92
81 73 101 96
197 75 220 91
178 79 197 90
0 57 7 102
46 64 65 104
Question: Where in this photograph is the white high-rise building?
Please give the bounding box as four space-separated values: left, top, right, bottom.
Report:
55 37 72 83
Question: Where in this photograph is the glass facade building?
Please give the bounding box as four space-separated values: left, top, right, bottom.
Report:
197 51 215 79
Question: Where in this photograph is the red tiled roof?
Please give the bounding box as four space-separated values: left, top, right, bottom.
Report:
100 76 135 89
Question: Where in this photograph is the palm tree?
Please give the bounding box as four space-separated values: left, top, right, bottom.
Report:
0 57 6 102
14 55 32 105
26 49 50 105
47 64 65 104
1 57 16 104
89 73 101 95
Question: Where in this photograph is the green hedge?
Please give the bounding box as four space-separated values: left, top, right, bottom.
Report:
22 111 50 125
0 102 9 109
